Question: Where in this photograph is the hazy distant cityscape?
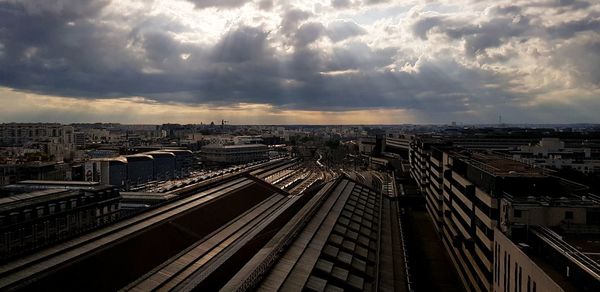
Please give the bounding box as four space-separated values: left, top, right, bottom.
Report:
2 0 600 291
0 122 599 291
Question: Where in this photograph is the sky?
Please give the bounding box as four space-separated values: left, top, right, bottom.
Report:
0 0 599 125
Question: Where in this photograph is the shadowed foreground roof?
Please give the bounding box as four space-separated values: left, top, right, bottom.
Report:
223 176 408 292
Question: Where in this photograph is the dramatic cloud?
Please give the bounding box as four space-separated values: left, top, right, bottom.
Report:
187 0 249 9
327 20 366 42
0 0 599 124
331 0 352 9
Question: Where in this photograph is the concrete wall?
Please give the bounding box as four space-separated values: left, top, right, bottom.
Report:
500 199 589 231
126 156 154 184
493 229 563 292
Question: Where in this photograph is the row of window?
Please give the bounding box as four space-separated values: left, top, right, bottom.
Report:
495 242 537 292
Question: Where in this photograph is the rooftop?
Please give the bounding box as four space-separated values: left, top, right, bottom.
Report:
15 180 100 186
0 180 113 195
0 189 75 214
453 151 548 177
203 143 267 149
526 226 600 291
504 191 600 207
89 157 128 163
224 176 408 292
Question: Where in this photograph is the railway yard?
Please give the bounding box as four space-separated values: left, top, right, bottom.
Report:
0 154 418 292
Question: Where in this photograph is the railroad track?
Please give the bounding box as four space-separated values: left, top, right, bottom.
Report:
289 170 323 196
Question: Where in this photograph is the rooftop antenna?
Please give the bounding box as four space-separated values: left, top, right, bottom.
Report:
498 113 505 127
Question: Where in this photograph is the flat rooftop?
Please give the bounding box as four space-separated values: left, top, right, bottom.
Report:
224 176 408 292
0 176 276 291
15 180 100 186
557 229 600 265
0 180 112 194
120 192 177 201
0 189 75 213
527 226 600 291
453 151 547 177
203 144 267 149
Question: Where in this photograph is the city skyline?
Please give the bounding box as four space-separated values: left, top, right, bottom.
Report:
1 0 599 124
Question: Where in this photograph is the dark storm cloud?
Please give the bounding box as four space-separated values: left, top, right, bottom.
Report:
14 0 111 18
409 1 599 92
187 0 250 9
282 58 518 112
257 0 273 11
325 42 396 71
551 39 600 86
326 20 366 42
280 9 312 35
0 0 150 95
0 0 598 122
412 14 532 56
329 0 387 8
413 1 598 53
362 0 390 5
0 0 527 114
213 27 271 62
249 43 521 112
139 31 182 64
546 18 600 39
294 22 326 47
542 0 591 10
331 0 352 9
488 5 522 16
411 15 445 40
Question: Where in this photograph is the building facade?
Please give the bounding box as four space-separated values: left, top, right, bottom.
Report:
409 137 600 292
0 182 121 260
200 144 268 164
493 229 563 292
511 138 600 174
0 123 73 146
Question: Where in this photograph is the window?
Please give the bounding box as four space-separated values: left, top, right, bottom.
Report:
514 209 522 218
518 266 522 292
508 255 511 292
504 251 507 290
515 263 518 292
565 211 574 220
495 243 499 285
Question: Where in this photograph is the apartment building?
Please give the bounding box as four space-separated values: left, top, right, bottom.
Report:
409 138 600 291
494 193 600 292
0 181 121 260
0 123 73 146
0 123 76 161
